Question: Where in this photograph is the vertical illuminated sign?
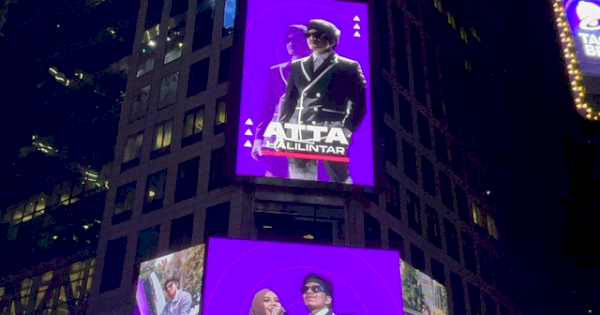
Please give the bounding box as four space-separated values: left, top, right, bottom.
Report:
555 0 600 119
234 0 374 186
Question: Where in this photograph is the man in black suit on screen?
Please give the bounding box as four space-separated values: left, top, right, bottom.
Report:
278 19 367 184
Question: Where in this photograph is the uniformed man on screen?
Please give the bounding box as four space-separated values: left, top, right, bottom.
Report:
278 19 367 184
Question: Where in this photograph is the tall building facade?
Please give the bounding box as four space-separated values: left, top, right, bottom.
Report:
69 0 515 314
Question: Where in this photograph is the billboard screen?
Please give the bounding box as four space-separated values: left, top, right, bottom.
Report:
401 260 448 315
135 244 205 315
555 0 600 119
203 238 403 315
235 0 374 186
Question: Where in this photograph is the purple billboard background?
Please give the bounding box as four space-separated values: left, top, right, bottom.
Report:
202 238 403 315
235 0 374 186
565 0 600 76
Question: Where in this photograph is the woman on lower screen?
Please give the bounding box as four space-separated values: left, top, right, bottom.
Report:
250 289 286 315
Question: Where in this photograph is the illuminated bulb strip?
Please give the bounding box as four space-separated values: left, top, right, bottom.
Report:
553 0 594 119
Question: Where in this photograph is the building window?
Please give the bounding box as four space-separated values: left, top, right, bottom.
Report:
500 305 510 315
450 143 464 178
175 157 199 202
422 157 436 196
427 41 443 119
431 258 445 284
99 237 127 292
417 112 432 149
392 4 409 88
407 190 422 234
444 219 460 261
182 106 204 146
386 175 401 219
164 15 186 64
399 92 413 133
133 225 160 282
218 47 232 84
375 2 391 70
145 0 163 28
388 229 405 259
485 295 497 315
434 129 449 164
187 58 210 97
193 0 215 50
151 119 173 159
403 140 418 183
466 159 480 192
60 186 82 206
130 85 150 121
380 78 395 117
222 0 237 36
487 215 499 239
495 259 507 293
468 283 481 315
144 169 167 213
205 202 230 240
122 132 143 171
450 272 466 315
169 213 194 251
385 124 398 165
159 71 180 107
410 25 427 105
479 247 492 284
170 0 187 17
209 148 229 190
460 28 469 44
214 96 227 134
113 182 136 224
426 206 441 248
462 232 477 272
364 213 381 248
440 172 454 210
471 203 484 227
137 24 160 77
456 186 470 222
410 244 425 270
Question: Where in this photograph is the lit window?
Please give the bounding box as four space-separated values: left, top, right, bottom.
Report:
471 203 486 228
113 182 136 224
447 13 456 29
164 14 186 64
214 96 227 134
144 169 167 213
159 71 180 106
460 28 468 44
487 216 499 239
122 132 144 164
465 60 472 72
182 107 204 146
130 85 151 121
222 0 237 35
137 24 160 77
152 119 173 152
434 0 442 12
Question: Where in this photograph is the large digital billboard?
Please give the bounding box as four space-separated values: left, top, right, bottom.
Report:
135 244 205 315
202 238 402 315
234 0 374 186
555 0 600 119
401 260 448 315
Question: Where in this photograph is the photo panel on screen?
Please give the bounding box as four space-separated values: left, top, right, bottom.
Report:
400 260 449 315
203 238 403 315
235 0 374 186
135 244 205 315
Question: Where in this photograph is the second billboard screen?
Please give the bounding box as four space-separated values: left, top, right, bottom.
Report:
235 0 374 186
203 238 403 315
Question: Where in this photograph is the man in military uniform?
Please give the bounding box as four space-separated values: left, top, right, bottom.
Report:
278 19 367 183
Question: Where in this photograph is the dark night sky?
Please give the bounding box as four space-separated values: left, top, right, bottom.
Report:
499 0 600 313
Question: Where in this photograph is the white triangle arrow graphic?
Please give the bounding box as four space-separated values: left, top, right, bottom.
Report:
244 129 253 136
245 118 254 125
353 31 361 37
354 24 360 30
353 15 360 22
244 140 252 148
